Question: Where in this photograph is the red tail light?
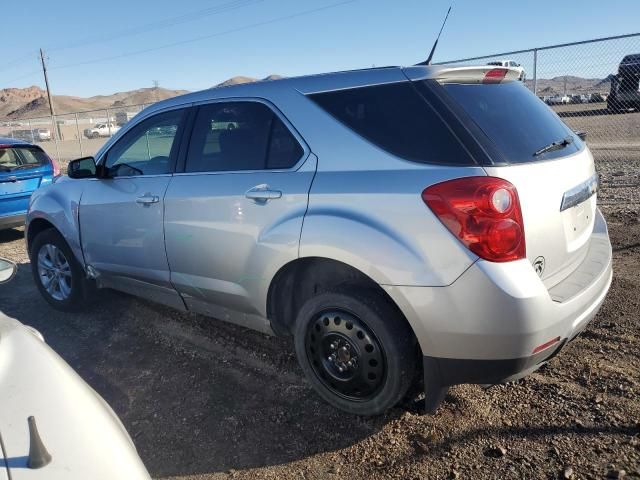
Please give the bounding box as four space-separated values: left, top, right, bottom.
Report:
483 68 508 84
49 156 61 177
422 177 526 262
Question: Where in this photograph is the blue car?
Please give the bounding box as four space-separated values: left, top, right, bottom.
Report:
0 138 60 230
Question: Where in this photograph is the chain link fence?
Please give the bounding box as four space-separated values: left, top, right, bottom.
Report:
437 32 640 208
1 33 638 207
0 103 150 165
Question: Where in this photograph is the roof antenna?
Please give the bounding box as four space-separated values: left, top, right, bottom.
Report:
417 6 452 66
27 416 52 469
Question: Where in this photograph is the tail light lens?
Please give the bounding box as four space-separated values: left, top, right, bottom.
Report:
422 177 525 262
483 68 508 84
49 156 61 177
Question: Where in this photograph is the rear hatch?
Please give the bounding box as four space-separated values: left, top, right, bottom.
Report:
0 145 52 217
410 67 597 286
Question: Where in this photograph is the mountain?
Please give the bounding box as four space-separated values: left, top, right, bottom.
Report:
524 75 611 96
0 86 46 119
213 74 284 89
0 86 189 120
1 75 284 120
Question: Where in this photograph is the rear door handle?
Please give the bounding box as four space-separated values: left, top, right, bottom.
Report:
136 194 160 206
245 184 282 203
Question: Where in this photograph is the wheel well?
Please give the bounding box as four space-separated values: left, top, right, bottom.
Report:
267 257 417 345
27 218 55 253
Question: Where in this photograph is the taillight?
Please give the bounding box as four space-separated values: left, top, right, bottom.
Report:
422 177 525 262
483 68 508 84
49 156 61 177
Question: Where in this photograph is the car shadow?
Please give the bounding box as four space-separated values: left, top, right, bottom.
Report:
0 260 394 477
0 227 24 244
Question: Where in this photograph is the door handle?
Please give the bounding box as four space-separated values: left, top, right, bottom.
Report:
245 185 282 203
136 194 160 206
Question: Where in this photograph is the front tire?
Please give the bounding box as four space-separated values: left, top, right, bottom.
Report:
30 229 91 311
294 289 416 416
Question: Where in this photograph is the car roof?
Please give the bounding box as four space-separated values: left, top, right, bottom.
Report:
141 64 520 118
0 137 34 147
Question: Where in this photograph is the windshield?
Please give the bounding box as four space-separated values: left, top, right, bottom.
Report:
0 147 49 171
440 81 584 163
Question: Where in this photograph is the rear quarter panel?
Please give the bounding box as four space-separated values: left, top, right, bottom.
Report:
288 92 483 287
301 167 482 286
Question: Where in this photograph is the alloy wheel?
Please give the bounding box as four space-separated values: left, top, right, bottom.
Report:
37 243 72 301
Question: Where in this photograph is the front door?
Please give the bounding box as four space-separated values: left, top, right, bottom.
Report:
80 108 188 308
164 100 315 330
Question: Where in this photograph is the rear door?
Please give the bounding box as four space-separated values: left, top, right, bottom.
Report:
0 146 52 219
164 100 315 330
435 79 595 286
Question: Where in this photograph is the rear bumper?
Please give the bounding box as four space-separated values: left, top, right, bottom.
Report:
0 213 26 230
386 208 612 387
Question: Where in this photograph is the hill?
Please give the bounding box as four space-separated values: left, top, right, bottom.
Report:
1 86 189 120
524 75 611 96
212 74 284 89
0 74 284 120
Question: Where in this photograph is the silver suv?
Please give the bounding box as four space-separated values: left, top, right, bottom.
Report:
26 65 612 416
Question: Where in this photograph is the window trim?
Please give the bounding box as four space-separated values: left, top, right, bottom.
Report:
176 97 310 176
96 105 192 179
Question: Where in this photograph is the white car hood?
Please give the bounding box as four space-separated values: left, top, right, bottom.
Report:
0 314 150 480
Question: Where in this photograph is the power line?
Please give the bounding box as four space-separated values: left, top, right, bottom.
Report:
50 0 356 71
1 0 264 77
0 51 40 74
1 70 42 86
48 0 266 52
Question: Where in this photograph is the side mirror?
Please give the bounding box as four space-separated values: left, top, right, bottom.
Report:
0 258 17 284
67 156 97 179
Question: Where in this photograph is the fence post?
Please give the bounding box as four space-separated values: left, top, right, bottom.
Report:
28 119 34 143
51 115 61 163
106 108 112 136
75 113 84 157
533 48 538 95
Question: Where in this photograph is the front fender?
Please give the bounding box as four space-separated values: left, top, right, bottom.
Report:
26 177 86 266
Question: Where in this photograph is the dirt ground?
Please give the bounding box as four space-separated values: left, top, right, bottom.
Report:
0 207 638 480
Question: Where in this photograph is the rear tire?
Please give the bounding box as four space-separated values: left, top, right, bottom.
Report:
30 228 92 312
294 288 416 416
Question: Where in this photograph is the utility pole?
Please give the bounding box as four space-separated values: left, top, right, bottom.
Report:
153 80 159 102
39 49 55 118
39 48 61 159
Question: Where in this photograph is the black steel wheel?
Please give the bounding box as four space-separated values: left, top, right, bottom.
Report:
305 309 386 401
294 288 416 416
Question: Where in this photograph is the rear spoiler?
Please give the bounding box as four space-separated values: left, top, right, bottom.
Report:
403 66 522 84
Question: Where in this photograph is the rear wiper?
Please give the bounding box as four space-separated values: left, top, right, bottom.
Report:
533 136 574 157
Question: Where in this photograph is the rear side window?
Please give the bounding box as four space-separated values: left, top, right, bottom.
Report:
440 81 583 163
308 82 473 165
0 146 49 172
186 102 303 173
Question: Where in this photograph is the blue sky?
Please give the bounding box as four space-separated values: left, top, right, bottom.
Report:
2 0 640 97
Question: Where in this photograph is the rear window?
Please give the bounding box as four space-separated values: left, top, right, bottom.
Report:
0 147 49 172
308 82 474 165
440 81 583 163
